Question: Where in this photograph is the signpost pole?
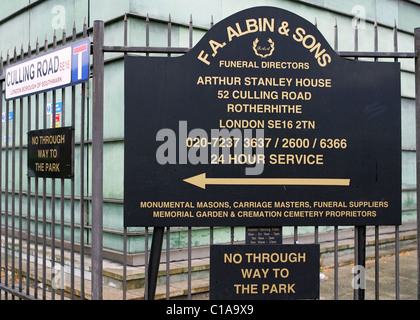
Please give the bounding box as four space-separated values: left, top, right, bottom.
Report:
147 227 165 300
414 27 420 300
354 226 366 300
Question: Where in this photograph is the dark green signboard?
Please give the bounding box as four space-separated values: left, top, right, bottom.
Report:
27 126 73 179
210 244 320 300
124 7 401 227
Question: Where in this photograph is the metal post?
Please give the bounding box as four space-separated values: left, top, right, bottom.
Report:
92 20 105 300
414 27 420 301
148 227 165 300
354 226 366 300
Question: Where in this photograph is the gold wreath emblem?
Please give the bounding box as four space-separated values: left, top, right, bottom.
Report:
253 38 275 58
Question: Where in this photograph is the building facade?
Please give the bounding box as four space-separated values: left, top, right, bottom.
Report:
0 0 418 266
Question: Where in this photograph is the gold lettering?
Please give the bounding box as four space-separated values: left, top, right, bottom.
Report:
209 40 226 57
197 50 210 65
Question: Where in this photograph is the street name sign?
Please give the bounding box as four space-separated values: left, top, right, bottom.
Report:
5 38 90 100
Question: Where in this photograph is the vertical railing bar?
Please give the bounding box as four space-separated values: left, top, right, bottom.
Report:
354 20 359 53
91 19 105 301
333 18 339 300
354 227 359 279
41 34 48 300
334 18 338 54
144 14 150 301
25 41 32 298
146 14 150 56
0 53 3 295
414 27 420 301
166 14 172 300
209 227 213 297
51 30 57 300
395 225 400 299
230 227 234 244
374 224 379 298
334 18 339 301
354 20 367 301
189 14 193 49
11 47 17 298
166 227 170 299
18 44 24 296
70 22 76 300
4 50 10 300
79 77 85 297
79 17 88 301
188 226 192 300
60 27 67 300
123 14 128 301
41 120 46 299
34 38 40 299
353 21 359 300
189 16 194 299
144 227 149 300
393 19 400 300
373 19 380 301
123 227 127 300
168 13 171 55
313 15 318 246
0 53 3 297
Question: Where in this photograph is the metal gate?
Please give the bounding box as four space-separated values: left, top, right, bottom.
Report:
0 12 419 300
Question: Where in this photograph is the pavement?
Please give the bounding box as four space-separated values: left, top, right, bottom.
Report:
320 249 418 300
1 222 419 301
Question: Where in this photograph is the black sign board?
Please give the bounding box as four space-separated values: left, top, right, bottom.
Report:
210 244 319 300
27 126 73 179
124 6 401 227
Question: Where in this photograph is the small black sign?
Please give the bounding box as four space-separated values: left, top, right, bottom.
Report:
124 6 401 227
246 227 282 245
27 126 73 179
210 244 319 300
